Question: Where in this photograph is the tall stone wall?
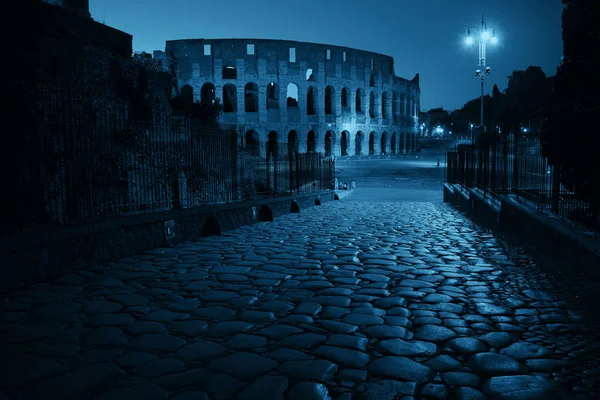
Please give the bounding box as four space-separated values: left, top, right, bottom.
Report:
154 39 422 157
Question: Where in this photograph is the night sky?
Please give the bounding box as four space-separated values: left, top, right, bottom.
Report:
90 0 564 112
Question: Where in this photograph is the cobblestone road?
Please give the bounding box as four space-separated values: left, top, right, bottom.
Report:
1 201 599 400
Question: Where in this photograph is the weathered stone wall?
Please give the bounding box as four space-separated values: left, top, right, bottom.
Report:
154 39 422 156
0 192 334 293
443 184 600 280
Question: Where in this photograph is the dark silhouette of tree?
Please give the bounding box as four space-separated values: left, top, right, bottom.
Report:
543 0 600 212
171 96 223 124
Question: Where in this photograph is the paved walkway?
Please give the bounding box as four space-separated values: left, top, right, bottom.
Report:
1 201 599 399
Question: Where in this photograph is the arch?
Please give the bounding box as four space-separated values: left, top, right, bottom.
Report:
407 133 412 153
368 132 375 155
286 83 299 108
201 83 215 105
381 131 387 155
245 130 260 157
325 85 334 115
268 131 278 155
306 68 314 81
356 89 364 113
223 83 237 113
341 87 349 109
324 131 334 156
267 82 279 109
201 216 221 237
392 93 399 120
391 132 397 154
355 131 364 156
180 85 193 105
400 132 405 153
244 82 258 112
340 131 349 156
290 201 300 213
369 74 375 87
369 92 376 118
307 86 317 115
307 130 317 153
257 205 274 222
222 66 237 79
288 130 298 157
382 92 390 119
334 193 340 200
315 198 321 206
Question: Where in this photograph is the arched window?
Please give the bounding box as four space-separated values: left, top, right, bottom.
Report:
223 84 237 112
267 82 279 109
307 86 317 115
341 131 349 156
369 132 375 155
201 83 215 105
325 86 334 115
244 82 258 112
287 83 299 108
356 89 363 113
222 66 237 79
307 130 317 153
355 132 363 156
324 131 333 156
180 85 193 105
341 88 348 109
288 130 298 157
245 130 259 157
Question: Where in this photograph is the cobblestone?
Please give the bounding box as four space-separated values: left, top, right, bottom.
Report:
1 200 599 399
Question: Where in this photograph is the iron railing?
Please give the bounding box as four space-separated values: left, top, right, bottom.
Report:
445 116 599 235
2 83 334 235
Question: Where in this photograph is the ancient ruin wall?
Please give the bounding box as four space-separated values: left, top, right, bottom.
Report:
155 38 421 156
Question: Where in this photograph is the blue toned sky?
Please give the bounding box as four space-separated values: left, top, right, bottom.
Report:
89 0 564 111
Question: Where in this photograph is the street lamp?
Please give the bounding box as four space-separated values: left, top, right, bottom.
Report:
465 15 497 140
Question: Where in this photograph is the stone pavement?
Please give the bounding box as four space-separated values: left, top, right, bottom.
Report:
1 201 600 400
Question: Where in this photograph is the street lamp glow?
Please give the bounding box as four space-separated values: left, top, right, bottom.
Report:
464 15 497 139
465 36 474 46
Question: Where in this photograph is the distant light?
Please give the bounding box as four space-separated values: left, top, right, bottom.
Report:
465 36 474 46
481 30 491 41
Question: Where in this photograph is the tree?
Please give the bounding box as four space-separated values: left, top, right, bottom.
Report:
543 0 600 212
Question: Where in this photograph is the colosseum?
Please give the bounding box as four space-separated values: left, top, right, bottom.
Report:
154 38 421 157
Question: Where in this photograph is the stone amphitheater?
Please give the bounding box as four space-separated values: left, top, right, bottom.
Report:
154 38 421 157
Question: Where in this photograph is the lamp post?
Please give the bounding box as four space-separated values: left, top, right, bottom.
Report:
465 15 497 141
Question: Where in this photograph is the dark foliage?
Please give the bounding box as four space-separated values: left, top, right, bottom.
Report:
543 0 600 211
170 97 224 124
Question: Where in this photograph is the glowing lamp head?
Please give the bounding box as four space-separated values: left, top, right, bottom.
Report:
490 36 498 44
481 30 491 41
465 36 474 46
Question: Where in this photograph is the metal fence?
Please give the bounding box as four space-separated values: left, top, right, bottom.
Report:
3 83 334 235
445 117 599 235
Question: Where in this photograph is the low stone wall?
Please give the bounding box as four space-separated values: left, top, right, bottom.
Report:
443 183 600 280
0 192 333 293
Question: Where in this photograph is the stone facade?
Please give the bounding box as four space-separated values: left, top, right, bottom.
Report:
154 39 422 157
